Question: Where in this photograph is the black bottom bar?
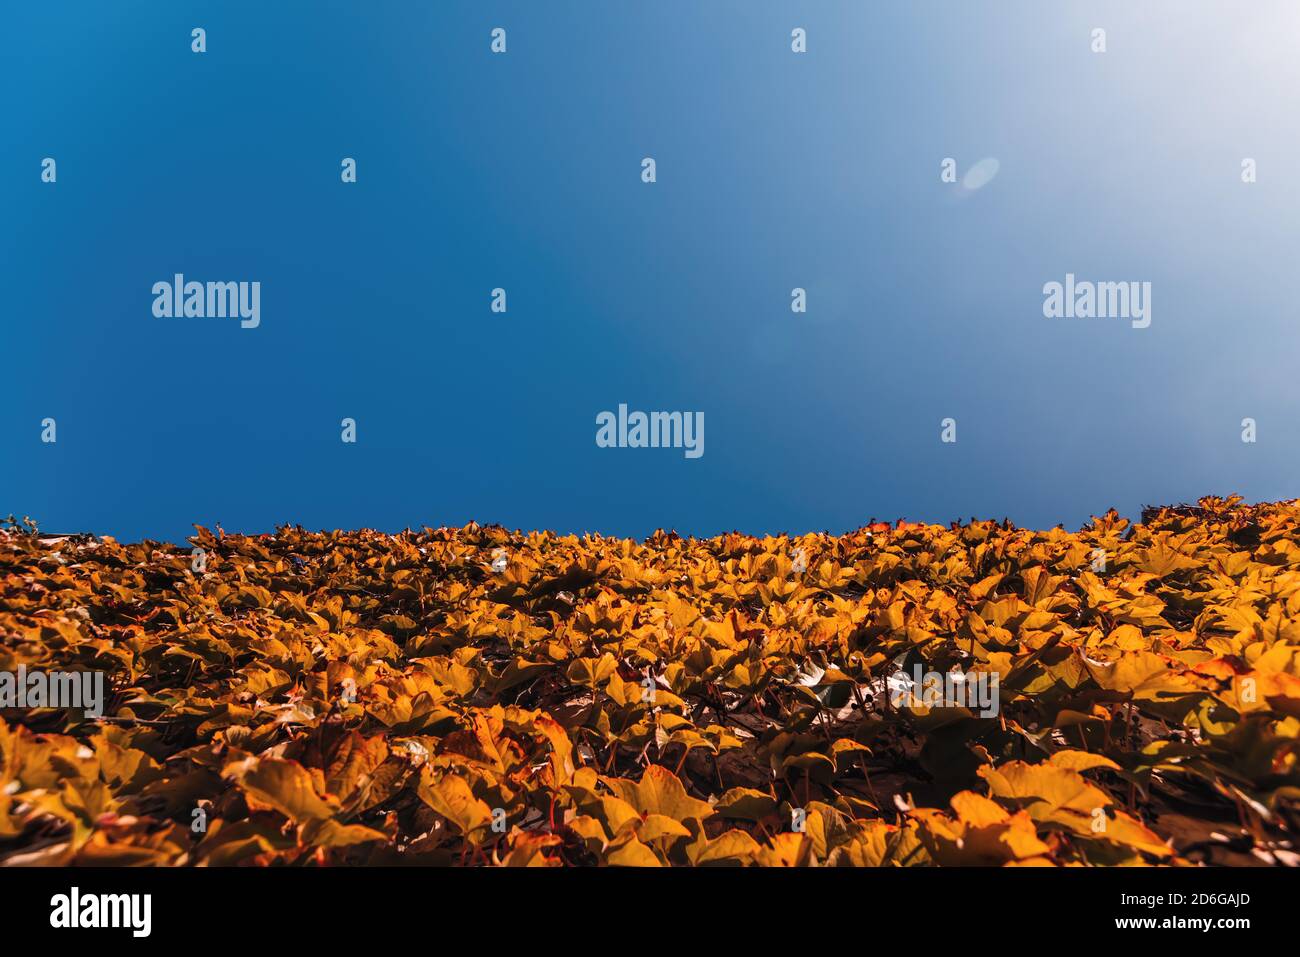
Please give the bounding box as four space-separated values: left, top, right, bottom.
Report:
0 865 1280 946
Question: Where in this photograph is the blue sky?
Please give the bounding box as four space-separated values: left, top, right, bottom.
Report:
3 2 1298 543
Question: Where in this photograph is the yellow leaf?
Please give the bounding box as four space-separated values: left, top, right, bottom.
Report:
606 834 662 867
227 757 336 823
1049 750 1120 772
689 829 762 866
417 771 492 838
606 764 714 823
978 761 1111 821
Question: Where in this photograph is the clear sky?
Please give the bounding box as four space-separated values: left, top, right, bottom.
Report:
3 2 1298 543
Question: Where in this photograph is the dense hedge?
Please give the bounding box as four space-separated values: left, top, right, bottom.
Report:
1 496 1297 865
